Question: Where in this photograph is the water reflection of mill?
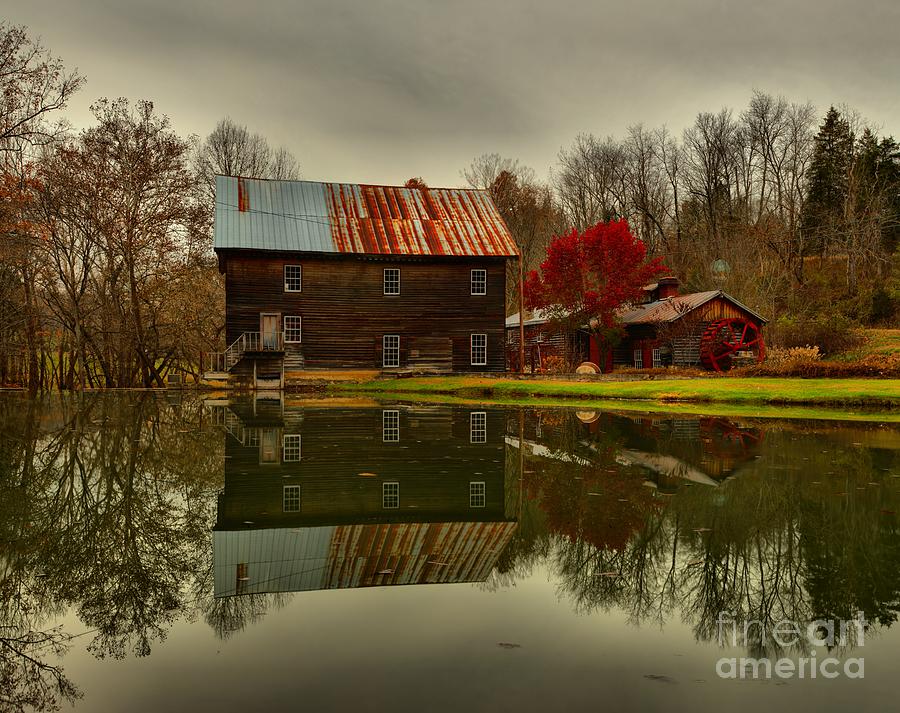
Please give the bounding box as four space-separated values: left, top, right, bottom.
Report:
211 401 521 597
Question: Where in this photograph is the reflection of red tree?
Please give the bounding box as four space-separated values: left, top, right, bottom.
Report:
525 459 660 552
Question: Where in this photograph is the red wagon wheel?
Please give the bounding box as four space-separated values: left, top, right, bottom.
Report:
700 318 765 372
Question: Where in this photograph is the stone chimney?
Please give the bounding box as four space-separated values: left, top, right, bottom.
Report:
656 276 680 300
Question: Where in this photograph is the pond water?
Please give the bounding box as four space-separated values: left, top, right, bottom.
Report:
1 392 899 712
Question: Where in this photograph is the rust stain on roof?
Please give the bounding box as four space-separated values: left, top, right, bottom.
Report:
214 176 519 258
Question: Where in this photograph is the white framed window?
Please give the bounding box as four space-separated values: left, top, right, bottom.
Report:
633 349 643 369
284 315 302 343
283 434 301 461
471 269 487 295
470 481 486 508
245 429 260 448
383 334 400 367
470 411 486 443
383 268 400 295
383 482 399 509
471 333 487 366
383 410 399 442
284 264 302 292
283 485 301 512
652 348 662 368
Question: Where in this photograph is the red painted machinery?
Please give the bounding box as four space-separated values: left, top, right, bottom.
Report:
699 318 765 372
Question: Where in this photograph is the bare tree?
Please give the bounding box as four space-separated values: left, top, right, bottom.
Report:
195 117 301 199
0 24 84 151
463 154 558 309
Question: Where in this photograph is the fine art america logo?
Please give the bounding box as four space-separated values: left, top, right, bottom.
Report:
715 611 867 680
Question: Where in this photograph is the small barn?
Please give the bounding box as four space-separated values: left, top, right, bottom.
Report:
207 176 519 387
506 277 767 372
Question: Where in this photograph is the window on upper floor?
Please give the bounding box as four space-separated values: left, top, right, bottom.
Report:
471 269 487 295
284 265 302 292
383 268 400 295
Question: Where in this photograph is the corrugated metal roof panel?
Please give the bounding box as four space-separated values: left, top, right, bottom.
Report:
504 291 767 328
618 291 767 324
618 291 722 325
212 521 517 597
214 176 519 258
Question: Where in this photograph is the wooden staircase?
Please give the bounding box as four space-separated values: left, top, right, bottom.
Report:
204 331 284 379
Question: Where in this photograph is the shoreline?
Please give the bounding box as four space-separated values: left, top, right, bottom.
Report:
328 376 900 416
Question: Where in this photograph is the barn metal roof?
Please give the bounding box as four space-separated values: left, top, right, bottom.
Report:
214 175 519 258
505 291 767 328
617 290 767 325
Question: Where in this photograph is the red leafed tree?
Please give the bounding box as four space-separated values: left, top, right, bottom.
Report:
525 219 667 353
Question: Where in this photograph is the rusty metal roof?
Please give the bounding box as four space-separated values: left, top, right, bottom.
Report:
505 291 767 328
212 521 516 597
618 291 767 324
214 175 519 258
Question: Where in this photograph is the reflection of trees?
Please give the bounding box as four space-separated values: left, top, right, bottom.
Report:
503 410 900 657
0 625 80 712
201 593 291 641
0 392 222 708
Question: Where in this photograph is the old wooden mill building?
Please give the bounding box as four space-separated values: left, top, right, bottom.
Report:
505 277 767 373
206 176 519 388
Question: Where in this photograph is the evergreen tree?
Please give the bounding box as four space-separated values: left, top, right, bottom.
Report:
802 107 854 255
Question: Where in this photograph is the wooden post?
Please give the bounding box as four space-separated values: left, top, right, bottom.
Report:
518 254 525 375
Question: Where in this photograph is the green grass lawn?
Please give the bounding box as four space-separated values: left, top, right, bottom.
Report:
332 375 900 411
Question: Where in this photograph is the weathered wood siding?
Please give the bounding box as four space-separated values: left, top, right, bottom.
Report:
222 252 507 371
618 296 765 367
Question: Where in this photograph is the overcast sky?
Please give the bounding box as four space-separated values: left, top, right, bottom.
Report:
5 0 899 187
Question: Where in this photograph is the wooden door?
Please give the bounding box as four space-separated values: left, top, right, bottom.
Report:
260 313 280 350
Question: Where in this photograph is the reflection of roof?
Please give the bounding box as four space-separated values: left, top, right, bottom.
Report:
214 176 519 257
505 290 766 328
616 450 719 487
213 521 517 597
505 435 592 466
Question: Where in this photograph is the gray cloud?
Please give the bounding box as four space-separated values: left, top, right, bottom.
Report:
5 0 898 186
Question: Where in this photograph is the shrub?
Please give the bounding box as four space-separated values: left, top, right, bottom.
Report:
769 313 864 356
541 355 568 374
736 353 900 378
765 345 822 366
